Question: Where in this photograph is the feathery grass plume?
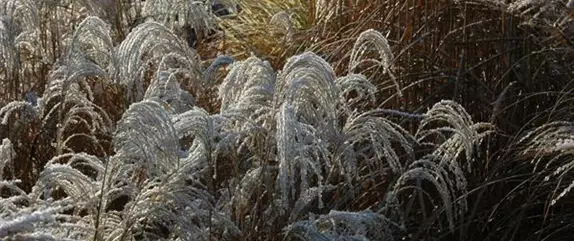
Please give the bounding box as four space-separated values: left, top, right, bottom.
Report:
41 78 112 155
119 171 240 240
349 29 401 98
231 166 273 222
41 16 117 145
385 100 493 233
0 180 28 216
30 153 115 241
2 47 113 155
171 108 209 170
349 29 393 74
45 15 124 119
417 100 494 173
335 73 377 113
0 0 40 104
88 155 139 240
284 210 399 241
170 105 249 195
144 70 196 115
421 100 494 193
171 106 231 186
0 138 15 180
0 100 38 125
388 155 469 233
31 162 99 203
116 21 203 102
172 106 215 154
113 100 180 178
276 103 330 214
335 109 417 184
142 0 218 38
215 56 276 206
0 201 74 239
108 101 238 239
274 52 340 213
517 121 574 205
67 16 117 79
218 55 275 126
24 153 105 240
0 0 39 47
274 51 339 139
113 104 238 239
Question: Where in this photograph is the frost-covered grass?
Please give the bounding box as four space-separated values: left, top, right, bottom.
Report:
2 0 574 241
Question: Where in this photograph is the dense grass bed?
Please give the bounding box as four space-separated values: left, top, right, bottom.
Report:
1 1 574 240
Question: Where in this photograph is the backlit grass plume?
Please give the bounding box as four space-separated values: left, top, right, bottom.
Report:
348 29 401 98
274 52 339 213
142 0 218 38
0 0 41 104
116 21 203 102
518 121 574 205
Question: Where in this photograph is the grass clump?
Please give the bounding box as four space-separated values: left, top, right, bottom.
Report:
2 0 574 241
